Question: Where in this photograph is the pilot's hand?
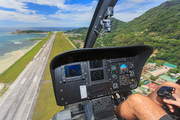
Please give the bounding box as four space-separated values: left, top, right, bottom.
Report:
148 82 180 113
163 93 180 113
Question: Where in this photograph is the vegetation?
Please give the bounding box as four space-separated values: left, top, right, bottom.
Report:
65 27 88 35
33 32 74 120
29 39 42 41
0 32 53 96
65 27 88 42
33 83 64 120
68 37 80 48
169 68 179 73
139 80 145 86
150 75 159 81
151 81 160 86
66 0 180 71
65 27 88 48
43 32 75 81
11 30 49 34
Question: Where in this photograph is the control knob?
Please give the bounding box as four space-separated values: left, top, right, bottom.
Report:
129 70 135 77
112 73 118 79
113 83 119 89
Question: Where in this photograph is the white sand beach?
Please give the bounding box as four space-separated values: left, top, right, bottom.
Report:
0 42 40 74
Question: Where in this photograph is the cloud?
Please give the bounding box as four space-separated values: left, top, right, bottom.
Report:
0 0 36 14
0 10 50 23
115 2 138 12
0 0 167 27
49 1 98 23
23 0 96 12
114 0 167 22
0 0 98 27
128 0 147 3
114 11 142 22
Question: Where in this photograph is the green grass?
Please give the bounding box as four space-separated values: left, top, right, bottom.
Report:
44 32 75 81
29 39 42 41
33 32 75 120
33 83 64 120
0 32 53 96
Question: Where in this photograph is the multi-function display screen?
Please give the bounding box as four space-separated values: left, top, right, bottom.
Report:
91 70 104 81
90 58 103 68
65 65 82 78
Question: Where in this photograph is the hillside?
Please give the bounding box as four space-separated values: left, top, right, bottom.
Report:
128 0 180 39
65 27 88 35
65 0 180 70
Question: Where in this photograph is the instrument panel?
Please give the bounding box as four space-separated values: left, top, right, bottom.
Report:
50 45 153 106
60 57 136 98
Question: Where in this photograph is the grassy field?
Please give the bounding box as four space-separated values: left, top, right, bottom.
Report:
33 32 75 120
43 32 75 81
0 32 53 96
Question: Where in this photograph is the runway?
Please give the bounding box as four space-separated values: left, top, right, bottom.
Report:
0 32 56 120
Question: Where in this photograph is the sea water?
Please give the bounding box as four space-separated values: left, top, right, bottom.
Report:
0 33 49 57
0 27 76 57
0 27 76 73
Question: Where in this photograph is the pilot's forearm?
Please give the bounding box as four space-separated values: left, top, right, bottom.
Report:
114 94 167 120
114 100 137 120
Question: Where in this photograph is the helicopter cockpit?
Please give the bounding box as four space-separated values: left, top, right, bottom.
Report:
50 45 152 120
50 0 153 119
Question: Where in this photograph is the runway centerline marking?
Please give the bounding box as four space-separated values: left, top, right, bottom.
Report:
20 78 27 84
33 76 38 82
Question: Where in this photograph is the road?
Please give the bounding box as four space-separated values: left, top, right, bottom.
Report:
0 32 56 120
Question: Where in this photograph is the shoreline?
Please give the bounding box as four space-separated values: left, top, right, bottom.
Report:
0 32 49 35
0 41 40 74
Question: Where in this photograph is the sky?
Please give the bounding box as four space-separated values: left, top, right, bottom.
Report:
0 0 168 27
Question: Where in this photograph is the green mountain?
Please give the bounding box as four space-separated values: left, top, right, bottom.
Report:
66 0 180 71
65 27 88 35
128 0 180 38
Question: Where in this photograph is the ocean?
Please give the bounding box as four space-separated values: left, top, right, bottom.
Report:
0 27 77 57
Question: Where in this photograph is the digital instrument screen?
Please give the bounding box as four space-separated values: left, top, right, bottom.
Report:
91 70 104 81
120 64 127 72
90 58 103 68
65 65 81 78
119 63 128 74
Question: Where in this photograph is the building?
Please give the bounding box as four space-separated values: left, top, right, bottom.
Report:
139 87 146 91
141 85 149 89
155 79 165 85
159 75 178 83
149 68 168 77
142 62 157 74
144 80 150 85
170 73 180 78
147 83 159 91
163 62 177 70
147 62 156 67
